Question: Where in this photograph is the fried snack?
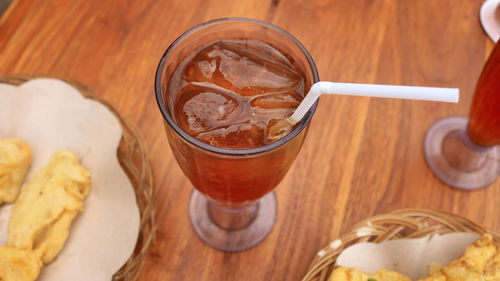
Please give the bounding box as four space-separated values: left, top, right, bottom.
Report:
330 267 412 281
7 151 90 264
419 233 500 281
330 233 500 281
32 210 79 264
0 138 32 204
0 246 42 281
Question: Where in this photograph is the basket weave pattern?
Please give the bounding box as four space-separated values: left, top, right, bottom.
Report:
302 208 500 281
0 75 157 281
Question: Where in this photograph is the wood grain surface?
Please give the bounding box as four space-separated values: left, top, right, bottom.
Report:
0 0 498 280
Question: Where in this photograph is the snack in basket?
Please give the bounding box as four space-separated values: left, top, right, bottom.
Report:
330 233 500 281
7 150 90 264
0 246 42 281
0 138 32 205
419 232 500 281
330 267 411 281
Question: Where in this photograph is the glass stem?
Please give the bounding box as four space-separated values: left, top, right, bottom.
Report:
441 127 491 172
207 200 259 230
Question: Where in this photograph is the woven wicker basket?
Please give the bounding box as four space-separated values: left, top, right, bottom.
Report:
302 208 500 281
0 75 156 281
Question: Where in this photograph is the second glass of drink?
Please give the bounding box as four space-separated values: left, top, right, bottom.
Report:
424 41 500 190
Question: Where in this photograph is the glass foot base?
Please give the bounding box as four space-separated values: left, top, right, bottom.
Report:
424 116 500 190
189 189 277 252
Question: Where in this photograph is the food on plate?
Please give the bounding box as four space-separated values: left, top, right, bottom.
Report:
0 138 32 205
329 267 411 281
330 233 500 281
7 151 90 264
419 233 500 281
0 246 42 281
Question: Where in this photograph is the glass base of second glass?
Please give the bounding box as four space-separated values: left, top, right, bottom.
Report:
424 116 500 190
189 189 277 252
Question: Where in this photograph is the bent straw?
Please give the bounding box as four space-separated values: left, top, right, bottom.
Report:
290 81 459 123
267 82 459 139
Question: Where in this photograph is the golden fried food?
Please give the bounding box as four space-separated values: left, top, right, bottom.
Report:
419 233 500 281
0 138 32 205
7 151 90 264
330 267 412 281
32 210 79 264
0 246 42 281
330 233 500 281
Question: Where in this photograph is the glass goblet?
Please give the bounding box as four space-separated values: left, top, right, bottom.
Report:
155 18 319 251
424 41 500 190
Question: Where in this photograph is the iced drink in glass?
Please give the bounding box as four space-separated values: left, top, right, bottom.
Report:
424 41 500 190
155 18 318 251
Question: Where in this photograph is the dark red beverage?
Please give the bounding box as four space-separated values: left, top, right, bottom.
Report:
162 38 315 206
468 41 500 147
171 39 305 148
156 18 319 251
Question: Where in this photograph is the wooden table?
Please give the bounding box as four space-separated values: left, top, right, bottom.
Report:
1 0 498 280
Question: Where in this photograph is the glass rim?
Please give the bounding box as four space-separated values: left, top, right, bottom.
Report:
154 17 319 156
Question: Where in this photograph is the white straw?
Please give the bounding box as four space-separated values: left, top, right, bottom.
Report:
290 81 459 123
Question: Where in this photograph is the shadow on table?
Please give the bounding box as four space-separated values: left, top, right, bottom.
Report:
0 0 12 16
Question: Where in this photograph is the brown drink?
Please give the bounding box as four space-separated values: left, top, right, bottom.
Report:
424 40 500 190
156 18 318 251
170 39 305 148
165 39 310 204
467 41 500 147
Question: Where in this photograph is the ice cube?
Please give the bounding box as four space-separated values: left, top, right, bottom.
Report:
195 123 266 148
267 118 294 140
250 92 303 109
182 44 221 83
183 40 304 96
196 59 217 79
217 40 304 95
174 85 241 135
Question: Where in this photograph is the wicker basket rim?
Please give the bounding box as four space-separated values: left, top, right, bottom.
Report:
302 208 499 281
0 75 156 281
